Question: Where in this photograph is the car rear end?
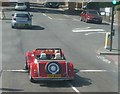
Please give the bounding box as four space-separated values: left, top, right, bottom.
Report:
12 13 32 28
86 10 102 23
29 60 74 81
15 2 27 11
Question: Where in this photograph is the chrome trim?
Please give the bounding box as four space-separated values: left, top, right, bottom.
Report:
33 77 74 81
66 61 68 77
37 62 40 76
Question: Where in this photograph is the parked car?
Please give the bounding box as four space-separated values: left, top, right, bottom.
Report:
44 2 60 8
80 9 102 24
11 12 33 28
15 2 27 11
25 48 74 82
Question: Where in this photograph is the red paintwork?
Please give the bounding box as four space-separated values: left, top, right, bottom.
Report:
25 48 74 81
80 9 102 23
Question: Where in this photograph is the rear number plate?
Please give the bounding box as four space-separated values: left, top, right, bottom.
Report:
47 74 61 77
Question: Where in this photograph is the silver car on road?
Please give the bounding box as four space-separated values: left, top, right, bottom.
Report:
11 12 33 28
15 2 27 11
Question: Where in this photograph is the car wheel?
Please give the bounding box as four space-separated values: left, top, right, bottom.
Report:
24 57 28 70
11 25 14 28
80 17 82 21
29 71 34 82
24 63 28 70
85 19 88 23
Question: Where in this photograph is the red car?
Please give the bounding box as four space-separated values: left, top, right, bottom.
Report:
80 9 102 24
25 48 74 82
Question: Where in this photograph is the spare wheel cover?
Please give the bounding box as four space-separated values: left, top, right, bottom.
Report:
45 62 60 74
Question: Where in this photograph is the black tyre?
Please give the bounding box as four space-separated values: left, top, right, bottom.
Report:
11 25 14 28
24 63 28 70
24 57 28 70
85 19 88 23
80 17 82 21
29 70 34 82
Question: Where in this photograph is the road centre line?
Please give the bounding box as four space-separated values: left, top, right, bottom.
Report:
72 29 105 33
48 16 52 19
72 18 80 21
42 13 47 16
63 15 69 17
68 83 80 93
74 27 91 30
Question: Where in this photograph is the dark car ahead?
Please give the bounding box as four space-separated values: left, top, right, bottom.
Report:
80 9 102 24
44 2 60 8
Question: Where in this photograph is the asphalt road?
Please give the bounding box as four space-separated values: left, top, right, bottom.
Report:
1 5 118 93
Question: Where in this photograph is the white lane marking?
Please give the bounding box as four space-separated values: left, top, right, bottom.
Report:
3 69 28 72
85 32 106 35
64 15 69 17
68 83 80 93
73 29 105 33
79 70 107 72
72 18 80 21
42 13 47 16
48 16 52 19
97 55 111 64
74 27 91 30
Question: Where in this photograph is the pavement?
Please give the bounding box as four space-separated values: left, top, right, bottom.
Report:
97 47 119 65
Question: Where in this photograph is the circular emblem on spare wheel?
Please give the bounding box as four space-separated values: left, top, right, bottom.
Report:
45 62 60 74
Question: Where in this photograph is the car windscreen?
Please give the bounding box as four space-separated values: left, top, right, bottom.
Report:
17 3 25 6
16 14 29 18
87 11 100 15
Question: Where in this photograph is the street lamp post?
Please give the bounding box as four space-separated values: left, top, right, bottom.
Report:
110 0 116 51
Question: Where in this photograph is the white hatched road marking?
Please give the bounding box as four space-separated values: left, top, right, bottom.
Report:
97 55 111 64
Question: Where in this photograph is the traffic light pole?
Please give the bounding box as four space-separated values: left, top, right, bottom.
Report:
110 5 115 51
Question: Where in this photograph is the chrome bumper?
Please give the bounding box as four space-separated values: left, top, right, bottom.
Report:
33 77 74 81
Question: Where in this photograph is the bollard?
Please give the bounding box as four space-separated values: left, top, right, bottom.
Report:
1 8 6 20
104 32 111 49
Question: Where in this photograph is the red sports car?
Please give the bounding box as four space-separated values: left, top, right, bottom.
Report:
80 9 102 24
25 48 74 82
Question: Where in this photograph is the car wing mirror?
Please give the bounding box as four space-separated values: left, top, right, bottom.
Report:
12 14 14 16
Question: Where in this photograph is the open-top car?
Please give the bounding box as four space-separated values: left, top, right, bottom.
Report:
25 48 74 82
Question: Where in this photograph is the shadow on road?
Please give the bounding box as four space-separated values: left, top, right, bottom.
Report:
32 68 92 88
15 25 45 30
0 88 24 91
70 74 92 87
